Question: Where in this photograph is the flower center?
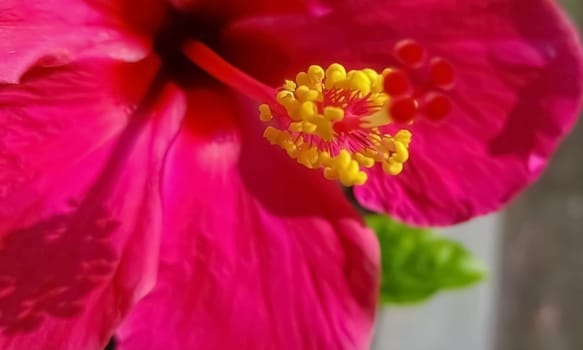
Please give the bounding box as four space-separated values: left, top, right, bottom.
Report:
258 39 456 186
154 8 226 87
181 38 455 187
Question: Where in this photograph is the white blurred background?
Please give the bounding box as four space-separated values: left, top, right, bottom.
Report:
372 216 500 350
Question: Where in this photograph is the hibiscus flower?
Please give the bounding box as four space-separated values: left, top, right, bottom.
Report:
0 0 581 349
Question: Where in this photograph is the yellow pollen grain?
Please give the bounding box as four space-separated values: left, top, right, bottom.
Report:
354 153 375 168
283 80 297 91
258 63 414 186
324 106 344 122
258 104 272 121
383 161 403 176
295 85 319 102
298 101 317 120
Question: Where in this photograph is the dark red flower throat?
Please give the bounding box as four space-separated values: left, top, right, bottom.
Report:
153 8 227 87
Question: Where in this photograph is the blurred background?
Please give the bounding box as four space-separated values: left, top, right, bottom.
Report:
373 1 583 349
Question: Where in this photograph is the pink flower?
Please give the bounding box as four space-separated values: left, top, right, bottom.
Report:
0 1 581 350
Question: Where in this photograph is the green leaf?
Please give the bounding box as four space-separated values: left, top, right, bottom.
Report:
365 215 487 305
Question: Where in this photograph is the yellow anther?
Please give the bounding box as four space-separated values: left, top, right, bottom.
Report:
289 122 304 133
283 141 298 158
307 65 325 82
354 153 375 168
353 172 368 186
298 147 319 168
392 141 409 163
326 63 346 76
295 85 320 102
263 126 277 143
299 101 317 120
276 90 299 114
321 149 372 186
314 120 335 141
334 150 352 169
370 94 389 106
258 104 272 121
362 68 384 93
276 89 293 102
339 170 356 186
283 80 297 91
323 106 344 122
362 68 378 84
264 126 288 145
318 151 331 166
383 161 404 175
325 63 347 87
296 72 310 86
302 122 318 133
348 71 372 96
395 130 412 146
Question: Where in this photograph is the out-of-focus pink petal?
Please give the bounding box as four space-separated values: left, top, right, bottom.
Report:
168 0 331 18
117 88 379 350
0 0 165 83
0 59 185 349
221 0 583 225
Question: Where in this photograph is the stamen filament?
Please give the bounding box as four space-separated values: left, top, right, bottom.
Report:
182 40 276 102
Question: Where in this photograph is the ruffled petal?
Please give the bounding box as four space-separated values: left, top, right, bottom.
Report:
220 0 583 225
0 0 165 83
0 59 185 349
117 88 379 350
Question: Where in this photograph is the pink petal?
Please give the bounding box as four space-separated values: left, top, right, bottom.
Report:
168 0 328 17
220 0 583 225
0 58 185 349
117 88 379 349
0 0 165 83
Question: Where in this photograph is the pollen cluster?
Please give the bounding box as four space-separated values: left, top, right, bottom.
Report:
258 63 412 186
257 39 455 187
